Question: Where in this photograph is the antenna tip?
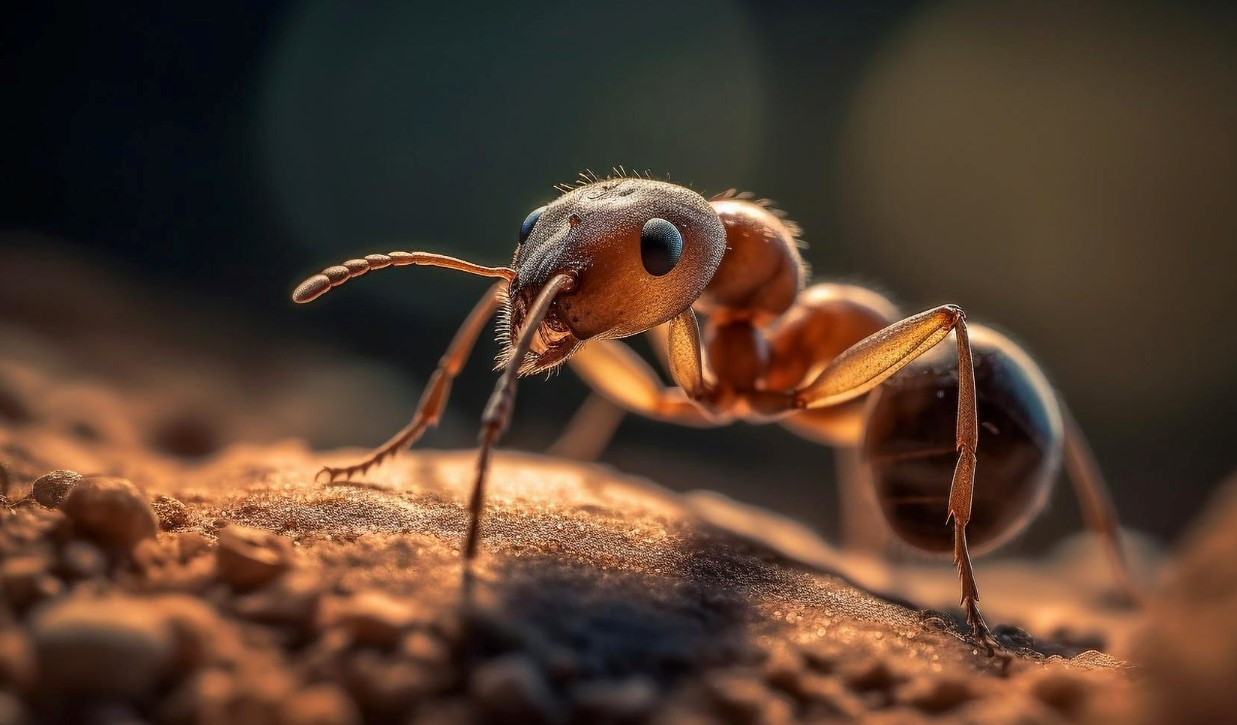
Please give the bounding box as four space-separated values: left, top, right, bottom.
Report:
292 274 330 303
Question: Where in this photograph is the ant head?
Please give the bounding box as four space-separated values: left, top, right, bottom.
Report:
504 178 726 374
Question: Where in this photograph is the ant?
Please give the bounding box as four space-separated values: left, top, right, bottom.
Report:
292 169 1138 651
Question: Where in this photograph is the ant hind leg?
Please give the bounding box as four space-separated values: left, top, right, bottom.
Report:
794 305 998 652
1060 403 1143 604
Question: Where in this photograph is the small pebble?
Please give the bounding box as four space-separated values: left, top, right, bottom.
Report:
797 674 867 719
900 677 976 714
573 677 659 723
956 693 1061 724
1029 671 1090 718
156 668 234 725
232 570 322 630
60 476 158 551
59 540 108 580
471 654 559 725
157 594 228 674
336 591 417 648
843 657 902 693
133 537 176 571
151 545 219 595
704 671 772 725
31 469 81 509
343 650 448 713
31 596 174 697
763 645 804 692
175 530 214 562
0 629 36 695
223 657 298 721
215 525 293 591
401 630 449 665
151 494 190 530
994 624 1035 650
799 640 844 673
280 684 361 725
1 556 52 612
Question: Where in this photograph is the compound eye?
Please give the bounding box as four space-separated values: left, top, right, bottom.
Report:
519 206 546 244
640 218 683 276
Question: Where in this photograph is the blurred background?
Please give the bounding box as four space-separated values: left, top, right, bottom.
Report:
3 0 1234 551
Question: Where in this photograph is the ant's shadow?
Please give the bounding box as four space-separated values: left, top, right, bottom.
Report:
455 527 779 687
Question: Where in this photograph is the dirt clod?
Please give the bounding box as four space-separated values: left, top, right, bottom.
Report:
901 677 978 714
174 530 214 561
215 525 293 591
471 654 560 725
1 557 57 613
58 540 107 580
31 596 174 697
30 469 81 509
151 493 190 530
572 676 659 723
232 570 322 630
280 684 362 725
334 591 418 648
60 476 158 551
0 629 36 695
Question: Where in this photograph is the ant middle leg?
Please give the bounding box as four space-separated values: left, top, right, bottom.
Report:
548 324 674 461
560 308 720 428
317 281 505 482
563 336 720 427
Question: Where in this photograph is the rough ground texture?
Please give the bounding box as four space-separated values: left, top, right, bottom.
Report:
3 437 1145 725
1 253 1234 724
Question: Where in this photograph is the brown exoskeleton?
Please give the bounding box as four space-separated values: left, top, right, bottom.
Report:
292 170 1137 651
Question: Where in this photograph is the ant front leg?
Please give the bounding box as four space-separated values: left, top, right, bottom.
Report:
794 305 998 652
564 309 721 427
463 274 574 560
317 281 505 482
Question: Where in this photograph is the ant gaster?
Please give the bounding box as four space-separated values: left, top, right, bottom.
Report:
292 169 1138 651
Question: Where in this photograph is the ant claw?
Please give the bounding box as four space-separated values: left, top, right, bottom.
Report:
314 461 384 485
315 466 355 484
966 616 1005 658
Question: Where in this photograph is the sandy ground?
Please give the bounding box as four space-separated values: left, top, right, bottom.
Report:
3 431 1144 725
2 253 1235 723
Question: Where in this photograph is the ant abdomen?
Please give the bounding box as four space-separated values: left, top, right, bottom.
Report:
862 325 1063 555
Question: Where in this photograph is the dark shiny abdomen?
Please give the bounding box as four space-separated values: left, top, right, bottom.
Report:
862 326 1062 554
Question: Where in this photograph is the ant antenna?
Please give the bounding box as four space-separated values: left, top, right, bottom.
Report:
292 252 515 303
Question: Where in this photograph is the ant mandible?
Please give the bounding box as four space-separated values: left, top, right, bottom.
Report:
291 169 1137 651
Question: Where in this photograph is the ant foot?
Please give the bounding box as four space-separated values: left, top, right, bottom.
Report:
314 460 377 484
964 600 1007 658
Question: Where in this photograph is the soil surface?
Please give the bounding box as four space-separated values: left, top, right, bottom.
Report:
2 427 1158 725
2 250 1235 724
